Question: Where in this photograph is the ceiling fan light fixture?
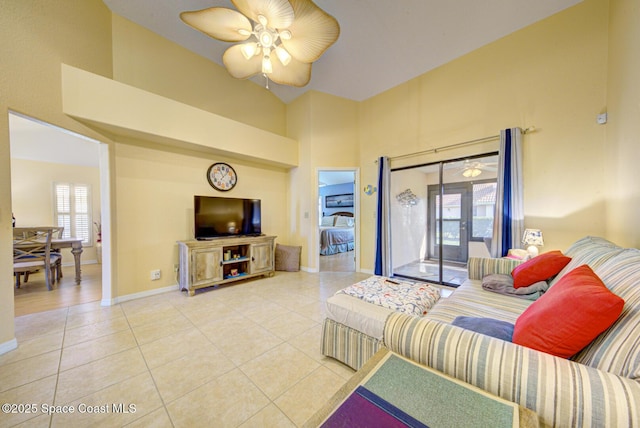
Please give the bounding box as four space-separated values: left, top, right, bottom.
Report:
275 45 292 66
240 42 259 59
279 29 292 40
463 168 482 178
262 55 273 74
181 0 339 88
259 29 275 47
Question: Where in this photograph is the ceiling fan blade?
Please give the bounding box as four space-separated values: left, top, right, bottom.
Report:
232 0 294 29
281 0 340 63
270 56 312 87
223 45 262 79
181 7 252 42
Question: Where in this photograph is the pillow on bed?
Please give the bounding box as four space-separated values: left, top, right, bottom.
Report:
321 216 336 227
335 216 352 227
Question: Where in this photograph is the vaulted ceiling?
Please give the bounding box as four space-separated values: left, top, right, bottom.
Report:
103 0 582 103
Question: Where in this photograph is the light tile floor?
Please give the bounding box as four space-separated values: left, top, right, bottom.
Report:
1 270 370 428
319 251 354 272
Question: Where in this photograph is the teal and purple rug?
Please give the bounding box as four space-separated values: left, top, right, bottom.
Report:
309 349 534 428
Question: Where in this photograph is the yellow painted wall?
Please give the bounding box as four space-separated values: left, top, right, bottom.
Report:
112 143 288 296
604 0 640 247
61 64 298 168
0 0 112 349
287 91 359 270
10 159 101 263
108 12 293 295
358 0 610 270
111 14 286 136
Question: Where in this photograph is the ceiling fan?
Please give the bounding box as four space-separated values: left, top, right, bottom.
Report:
180 0 340 88
454 159 498 178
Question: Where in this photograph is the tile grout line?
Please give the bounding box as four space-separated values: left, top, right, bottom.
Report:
6 273 364 427
120 299 177 428
49 305 71 428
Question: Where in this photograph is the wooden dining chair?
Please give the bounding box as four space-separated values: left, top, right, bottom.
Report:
51 226 64 238
50 226 64 278
13 226 64 284
13 227 61 290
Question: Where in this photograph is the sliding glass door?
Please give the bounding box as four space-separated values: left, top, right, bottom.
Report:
391 153 498 286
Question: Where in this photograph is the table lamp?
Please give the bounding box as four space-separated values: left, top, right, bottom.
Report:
522 229 544 257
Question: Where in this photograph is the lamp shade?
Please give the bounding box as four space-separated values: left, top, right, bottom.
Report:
522 229 544 246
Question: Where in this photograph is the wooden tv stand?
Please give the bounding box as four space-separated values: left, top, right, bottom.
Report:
177 235 276 296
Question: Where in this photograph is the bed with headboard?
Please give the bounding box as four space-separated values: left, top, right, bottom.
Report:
320 212 354 256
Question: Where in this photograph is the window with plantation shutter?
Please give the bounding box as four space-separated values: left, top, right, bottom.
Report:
53 183 92 245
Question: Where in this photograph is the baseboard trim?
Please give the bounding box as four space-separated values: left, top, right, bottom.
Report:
359 268 374 275
0 338 18 356
101 283 180 306
62 260 99 267
300 266 318 273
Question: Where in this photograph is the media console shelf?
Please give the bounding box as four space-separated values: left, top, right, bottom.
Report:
177 235 276 296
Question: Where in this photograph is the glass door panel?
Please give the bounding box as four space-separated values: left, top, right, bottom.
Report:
429 184 468 263
390 163 438 283
390 153 498 287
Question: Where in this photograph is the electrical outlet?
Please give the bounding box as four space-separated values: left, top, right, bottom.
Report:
150 269 161 280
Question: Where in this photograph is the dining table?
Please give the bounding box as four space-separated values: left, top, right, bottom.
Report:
13 230 84 284
51 238 84 284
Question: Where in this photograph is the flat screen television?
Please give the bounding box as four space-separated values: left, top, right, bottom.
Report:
194 196 262 239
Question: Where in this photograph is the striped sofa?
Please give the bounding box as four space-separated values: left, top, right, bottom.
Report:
385 236 640 427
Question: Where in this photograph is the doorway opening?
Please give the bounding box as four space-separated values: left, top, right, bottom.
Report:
8 111 111 315
317 169 358 272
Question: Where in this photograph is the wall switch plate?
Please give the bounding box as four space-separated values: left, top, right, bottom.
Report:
597 112 608 124
150 269 161 280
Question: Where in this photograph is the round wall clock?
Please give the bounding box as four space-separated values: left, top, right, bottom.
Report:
207 162 237 191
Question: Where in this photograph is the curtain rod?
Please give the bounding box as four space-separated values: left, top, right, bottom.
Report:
380 126 536 163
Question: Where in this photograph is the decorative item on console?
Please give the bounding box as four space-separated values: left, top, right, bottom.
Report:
522 228 544 257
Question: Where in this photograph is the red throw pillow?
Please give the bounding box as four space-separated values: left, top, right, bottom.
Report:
512 265 624 359
511 250 571 288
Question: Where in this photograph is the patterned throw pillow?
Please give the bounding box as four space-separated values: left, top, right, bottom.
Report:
572 249 640 379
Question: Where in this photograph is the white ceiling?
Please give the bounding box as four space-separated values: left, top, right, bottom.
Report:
103 0 581 103
9 113 100 167
319 170 355 187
